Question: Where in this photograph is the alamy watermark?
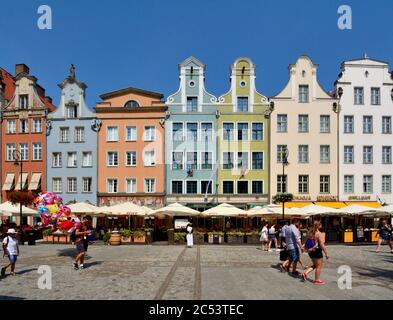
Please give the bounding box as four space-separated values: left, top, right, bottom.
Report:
338 5 352 30
37 5 52 30
337 265 352 290
37 265 52 290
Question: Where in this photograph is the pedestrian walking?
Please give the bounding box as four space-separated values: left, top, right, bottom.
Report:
280 219 303 276
280 221 289 249
302 221 329 285
1 229 19 277
72 221 91 270
260 223 269 251
375 219 393 253
268 224 279 252
186 223 193 248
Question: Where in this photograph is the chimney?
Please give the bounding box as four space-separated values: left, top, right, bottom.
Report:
15 64 30 76
45 96 53 104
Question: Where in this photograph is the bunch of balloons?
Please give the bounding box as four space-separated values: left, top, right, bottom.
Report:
35 193 72 229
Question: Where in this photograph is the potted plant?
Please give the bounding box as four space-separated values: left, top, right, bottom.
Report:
132 230 146 243
245 230 260 244
103 232 111 244
174 232 186 244
208 231 224 244
120 229 132 244
42 229 53 242
226 231 244 244
193 230 206 245
144 227 154 244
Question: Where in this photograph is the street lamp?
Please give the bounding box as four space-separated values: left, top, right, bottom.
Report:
13 149 24 245
282 148 289 220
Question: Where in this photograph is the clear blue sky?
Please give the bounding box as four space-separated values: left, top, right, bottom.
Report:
1 0 392 106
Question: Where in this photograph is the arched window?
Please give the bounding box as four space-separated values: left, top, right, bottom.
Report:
124 100 140 108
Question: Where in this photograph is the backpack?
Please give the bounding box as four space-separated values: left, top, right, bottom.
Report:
304 238 316 250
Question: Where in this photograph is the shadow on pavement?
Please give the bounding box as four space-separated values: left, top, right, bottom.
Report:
83 261 103 269
356 266 393 281
17 268 37 275
0 296 25 300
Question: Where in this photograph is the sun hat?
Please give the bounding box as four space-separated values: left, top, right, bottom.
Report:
7 228 17 234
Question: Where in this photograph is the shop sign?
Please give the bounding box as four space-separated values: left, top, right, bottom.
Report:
317 196 338 201
348 196 371 200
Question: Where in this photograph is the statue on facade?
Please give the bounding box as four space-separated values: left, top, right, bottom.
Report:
69 64 75 80
46 120 52 136
91 118 102 132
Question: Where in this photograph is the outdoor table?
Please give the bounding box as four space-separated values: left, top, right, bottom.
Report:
52 233 70 244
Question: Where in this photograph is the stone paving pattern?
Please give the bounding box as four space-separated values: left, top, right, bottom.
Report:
0 243 392 300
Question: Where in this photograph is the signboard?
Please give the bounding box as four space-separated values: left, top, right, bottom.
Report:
348 196 371 200
174 219 189 230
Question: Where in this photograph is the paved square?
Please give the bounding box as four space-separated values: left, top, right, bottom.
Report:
0 243 392 300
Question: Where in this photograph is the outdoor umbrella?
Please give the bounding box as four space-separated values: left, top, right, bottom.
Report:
151 203 200 218
67 202 102 215
202 203 247 217
0 201 38 216
335 204 378 216
106 202 146 216
298 204 340 216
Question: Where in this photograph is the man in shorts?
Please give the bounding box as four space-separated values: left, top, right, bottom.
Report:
281 219 303 276
73 222 90 270
1 229 19 276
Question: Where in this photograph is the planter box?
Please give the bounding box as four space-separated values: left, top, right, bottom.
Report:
227 236 244 244
43 235 53 242
133 236 146 243
246 235 260 244
208 234 223 244
194 235 205 245
121 236 132 244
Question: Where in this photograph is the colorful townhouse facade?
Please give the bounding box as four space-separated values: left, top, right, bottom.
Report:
165 57 218 210
271 55 338 206
46 66 99 205
217 58 272 208
1 64 55 223
96 87 167 208
335 55 393 205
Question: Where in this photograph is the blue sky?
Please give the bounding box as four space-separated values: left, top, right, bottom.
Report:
1 0 392 106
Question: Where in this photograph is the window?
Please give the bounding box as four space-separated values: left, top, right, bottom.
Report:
201 152 212 170
363 175 373 193
106 126 118 141
20 119 29 133
19 143 29 161
252 181 263 194
82 152 92 167
6 144 16 161
75 127 85 142
186 181 198 194
32 119 42 133
52 153 62 168
172 181 183 194
186 152 197 170
107 179 118 193
201 181 212 194
125 178 137 193
223 181 234 194
223 123 234 140
252 123 263 140
363 116 373 133
32 143 42 160
277 145 288 163
145 178 156 193
299 85 309 103
67 152 77 167
52 178 62 193
144 151 155 166
19 95 28 109
320 145 330 163
6 120 16 134
237 181 249 194
363 146 373 164
67 106 77 118
252 152 263 170
344 175 354 193
320 175 330 194
107 152 118 166
67 178 77 193
382 146 392 164
298 115 309 133
125 126 137 141
186 123 198 141
126 151 137 166
144 126 156 141
187 97 198 112
382 117 391 134
344 146 354 164
223 152 234 169
237 97 248 112
277 115 287 132
124 100 139 108
237 152 249 169
237 123 248 140
298 145 309 163
172 123 184 141
83 177 92 193
298 175 309 194
277 175 287 193
58 127 69 143
344 116 354 133
201 123 212 141
382 175 391 193
354 87 364 105
371 87 380 105
320 115 330 133
172 152 183 170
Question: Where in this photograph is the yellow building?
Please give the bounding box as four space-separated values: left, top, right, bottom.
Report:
217 58 273 208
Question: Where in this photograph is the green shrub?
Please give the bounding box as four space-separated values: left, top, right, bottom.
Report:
120 229 132 238
226 231 244 237
103 232 111 243
207 231 224 237
43 229 53 236
174 232 186 242
132 230 146 238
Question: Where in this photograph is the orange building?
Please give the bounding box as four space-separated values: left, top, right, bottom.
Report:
96 87 167 208
1 64 55 223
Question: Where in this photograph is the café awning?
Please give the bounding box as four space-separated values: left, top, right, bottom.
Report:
0 201 38 216
344 201 382 208
105 202 147 216
2 174 15 191
284 202 313 208
15 173 29 191
152 203 200 218
202 203 247 217
315 202 347 209
28 173 42 190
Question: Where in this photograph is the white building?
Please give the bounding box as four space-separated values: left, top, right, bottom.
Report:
336 55 393 205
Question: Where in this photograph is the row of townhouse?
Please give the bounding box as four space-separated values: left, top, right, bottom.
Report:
1 55 392 222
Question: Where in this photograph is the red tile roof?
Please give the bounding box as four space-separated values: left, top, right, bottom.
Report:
0 68 15 101
39 95 56 112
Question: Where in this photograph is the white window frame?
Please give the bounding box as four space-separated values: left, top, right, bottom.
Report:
52 152 62 168
125 178 137 194
107 178 118 194
125 151 137 167
67 152 78 167
6 120 16 134
171 180 184 194
32 143 42 161
82 177 92 193
107 151 119 167
52 178 62 193
106 126 119 142
143 126 156 141
82 152 93 167
125 126 137 141
32 119 42 133
143 150 155 167
144 178 156 193
67 177 77 193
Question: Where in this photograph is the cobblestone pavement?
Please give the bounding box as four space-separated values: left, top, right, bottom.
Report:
0 243 392 300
